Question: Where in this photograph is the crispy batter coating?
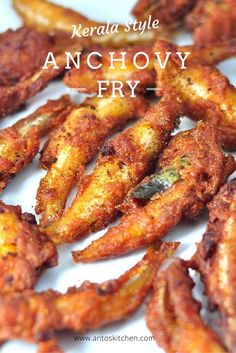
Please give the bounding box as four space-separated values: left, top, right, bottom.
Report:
36 94 148 226
146 259 227 353
178 39 236 66
154 40 236 150
12 0 170 48
0 96 72 193
42 95 182 244
0 43 81 118
133 0 196 25
12 0 98 38
185 0 236 45
0 27 52 86
73 122 235 262
192 179 236 351
64 40 236 95
0 201 57 293
0 242 178 348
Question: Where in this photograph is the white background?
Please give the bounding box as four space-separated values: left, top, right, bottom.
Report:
0 1 235 352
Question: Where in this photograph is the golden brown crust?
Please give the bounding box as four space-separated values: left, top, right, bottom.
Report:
154 40 236 150
0 27 52 86
0 27 80 118
185 0 236 45
0 96 73 193
192 179 236 351
0 43 81 118
133 0 196 25
146 259 227 353
0 242 178 346
36 94 148 226
178 39 236 66
13 0 97 36
72 122 235 262
0 201 57 293
42 95 182 244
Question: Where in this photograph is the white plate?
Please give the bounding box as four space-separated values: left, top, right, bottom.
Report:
0 1 235 352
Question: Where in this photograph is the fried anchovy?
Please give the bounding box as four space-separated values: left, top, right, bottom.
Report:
146 258 227 353
36 94 148 226
0 201 57 293
133 0 196 26
154 39 236 150
73 122 235 262
0 44 80 118
0 241 178 351
0 96 73 192
42 95 182 244
185 0 236 45
192 179 236 351
13 0 170 48
0 27 52 87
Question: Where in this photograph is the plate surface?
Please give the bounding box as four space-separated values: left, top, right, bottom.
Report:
0 1 235 352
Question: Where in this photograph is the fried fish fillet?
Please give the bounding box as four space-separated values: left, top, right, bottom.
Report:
133 0 196 25
12 0 170 48
154 40 236 150
0 242 178 350
36 94 148 226
0 96 73 193
192 179 236 351
0 27 52 87
146 259 227 353
73 122 235 262
64 40 236 95
0 201 57 293
41 95 182 244
185 0 236 45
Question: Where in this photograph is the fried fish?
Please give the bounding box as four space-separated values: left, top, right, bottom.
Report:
154 40 236 150
147 258 227 353
186 0 236 45
73 122 235 262
0 242 178 351
133 0 196 26
36 94 148 226
42 94 182 244
0 27 52 87
12 0 170 48
0 38 81 118
0 96 73 192
192 179 236 351
0 201 57 293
